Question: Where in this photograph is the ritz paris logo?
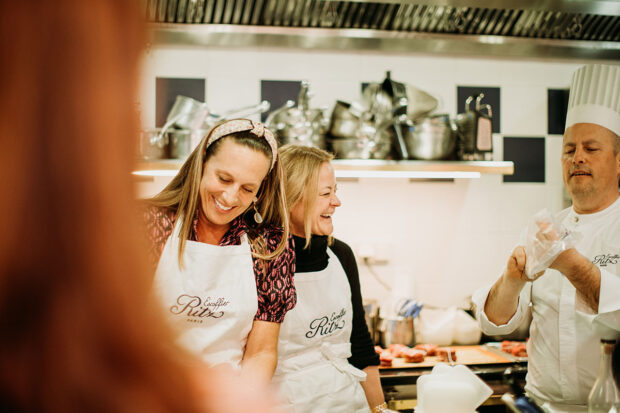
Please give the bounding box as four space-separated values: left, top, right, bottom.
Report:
170 294 230 323
306 308 347 338
593 254 619 267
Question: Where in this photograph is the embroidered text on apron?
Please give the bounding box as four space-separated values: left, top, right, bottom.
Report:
273 248 370 413
154 216 258 368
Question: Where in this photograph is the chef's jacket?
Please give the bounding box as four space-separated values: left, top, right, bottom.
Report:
473 196 620 411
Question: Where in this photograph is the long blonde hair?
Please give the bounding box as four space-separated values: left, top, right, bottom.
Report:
149 120 290 268
279 145 334 249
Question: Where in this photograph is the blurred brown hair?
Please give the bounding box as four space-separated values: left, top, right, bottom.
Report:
0 1 207 412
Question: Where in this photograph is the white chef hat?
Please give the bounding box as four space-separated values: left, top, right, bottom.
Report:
565 63 620 136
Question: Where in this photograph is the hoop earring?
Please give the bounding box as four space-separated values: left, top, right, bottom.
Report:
252 197 263 224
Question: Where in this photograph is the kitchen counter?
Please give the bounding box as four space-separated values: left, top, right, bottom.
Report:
379 345 527 412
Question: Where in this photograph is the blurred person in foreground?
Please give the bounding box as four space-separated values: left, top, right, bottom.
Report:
473 64 620 412
0 1 275 412
275 145 390 413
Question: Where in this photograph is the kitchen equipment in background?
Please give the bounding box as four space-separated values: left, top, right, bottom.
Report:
167 129 208 159
363 299 380 345
372 71 438 122
405 83 439 120
329 100 368 139
152 95 210 150
327 136 392 159
403 114 457 160
328 98 393 159
455 94 494 161
139 128 169 160
141 97 271 160
266 81 328 148
379 317 416 348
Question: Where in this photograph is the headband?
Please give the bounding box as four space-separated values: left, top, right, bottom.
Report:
206 119 278 171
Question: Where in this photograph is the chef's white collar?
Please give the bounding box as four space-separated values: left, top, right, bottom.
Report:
568 193 620 225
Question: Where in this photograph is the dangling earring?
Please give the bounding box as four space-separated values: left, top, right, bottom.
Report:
252 197 263 224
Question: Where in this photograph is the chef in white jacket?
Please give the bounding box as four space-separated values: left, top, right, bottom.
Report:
473 63 620 413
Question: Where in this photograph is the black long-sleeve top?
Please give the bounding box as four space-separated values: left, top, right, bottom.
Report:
292 235 380 370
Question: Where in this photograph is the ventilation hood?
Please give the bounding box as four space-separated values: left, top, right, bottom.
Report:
146 0 620 60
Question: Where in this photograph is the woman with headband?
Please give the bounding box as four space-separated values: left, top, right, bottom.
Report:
143 118 296 385
273 145 389 413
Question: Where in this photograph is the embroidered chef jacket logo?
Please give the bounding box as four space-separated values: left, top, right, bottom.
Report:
170 294 230 323
305 308 347 338
593 254 619 267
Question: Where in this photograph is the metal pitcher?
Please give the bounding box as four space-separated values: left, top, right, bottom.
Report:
379 316 416 347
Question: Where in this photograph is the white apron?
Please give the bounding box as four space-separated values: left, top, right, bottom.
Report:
153 216 258 369
273 248 370 413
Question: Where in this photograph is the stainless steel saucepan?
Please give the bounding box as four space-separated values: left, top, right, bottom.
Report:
403 114 457 160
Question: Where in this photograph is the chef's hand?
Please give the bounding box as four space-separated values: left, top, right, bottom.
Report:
505 246 544 282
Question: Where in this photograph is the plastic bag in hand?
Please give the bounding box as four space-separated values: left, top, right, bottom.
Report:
524 208 579 280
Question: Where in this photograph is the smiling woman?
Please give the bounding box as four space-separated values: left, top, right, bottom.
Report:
143 118 296 385
275 145 387 413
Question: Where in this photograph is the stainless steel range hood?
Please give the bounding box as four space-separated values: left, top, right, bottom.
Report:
145 0 620 60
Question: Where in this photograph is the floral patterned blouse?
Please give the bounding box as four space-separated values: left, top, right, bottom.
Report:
143 205 296 323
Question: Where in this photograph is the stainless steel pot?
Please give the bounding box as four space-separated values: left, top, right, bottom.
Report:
327 134 391 159
138 128 168 160
266 81 328 148
404 114 457 160
329 100 364 139
168 129 209 159
167 95 210 130
379 317 415 347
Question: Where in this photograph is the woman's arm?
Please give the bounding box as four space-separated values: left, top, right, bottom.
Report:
240 320 280 386
361 365 386 409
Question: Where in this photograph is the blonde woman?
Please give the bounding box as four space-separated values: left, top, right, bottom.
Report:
275 145 388 413
144 119 296 385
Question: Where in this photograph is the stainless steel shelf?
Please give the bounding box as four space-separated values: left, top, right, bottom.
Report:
133 159 514 178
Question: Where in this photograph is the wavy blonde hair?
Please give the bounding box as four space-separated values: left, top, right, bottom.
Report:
148 120 289 269
279 144 335 249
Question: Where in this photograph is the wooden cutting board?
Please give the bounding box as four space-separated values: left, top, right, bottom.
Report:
380 345 515 369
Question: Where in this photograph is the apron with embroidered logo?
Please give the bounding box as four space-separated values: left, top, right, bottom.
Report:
273 248 370 413
154 216 258 369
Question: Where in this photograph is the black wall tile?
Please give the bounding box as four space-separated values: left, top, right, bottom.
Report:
155 77 205 127
260 80 302 122
503 137 546 183
547 88 570 135
457 86 501 134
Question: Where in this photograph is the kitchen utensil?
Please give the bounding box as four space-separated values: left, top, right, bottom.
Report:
266 81 328 148
208 100 271 128
455 94 493 160
373 71 438 121
403 114 457 160
168 128 209 159
362 82 393 121
327 134 392 159
329 100 364 139
364 300 380 345
385 100 410 159
139 128 169 160
380 71 407 117
405 83 439 120
152 95 210 149
379 316 415 348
